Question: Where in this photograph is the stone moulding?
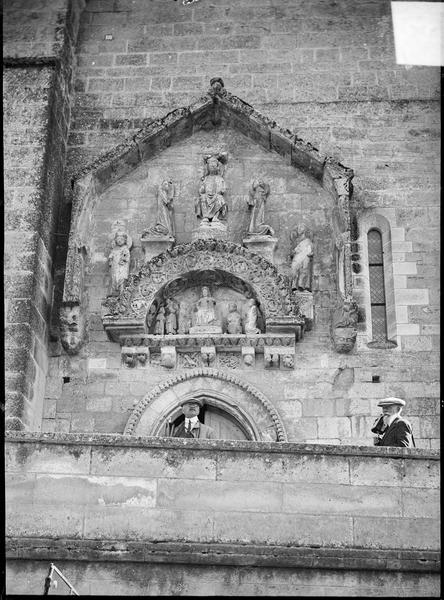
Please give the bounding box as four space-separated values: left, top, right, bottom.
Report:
123 367 288 442
63 79 355 316
121 333 298 349
6 538 440 574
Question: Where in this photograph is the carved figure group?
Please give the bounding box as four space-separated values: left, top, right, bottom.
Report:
143 179 176 239
195 153 228 226
290 224 313 292
151 289 261 336
108 223 132 295
247 180 274 236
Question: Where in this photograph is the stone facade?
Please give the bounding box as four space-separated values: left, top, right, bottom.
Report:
5 434 440 596
4 0 440 596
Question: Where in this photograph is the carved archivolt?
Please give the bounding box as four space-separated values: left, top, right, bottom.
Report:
102 240 300 324
124 367 288 442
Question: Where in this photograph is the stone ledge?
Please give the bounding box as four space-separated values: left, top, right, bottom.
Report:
5 431 440 460
5 538 440 573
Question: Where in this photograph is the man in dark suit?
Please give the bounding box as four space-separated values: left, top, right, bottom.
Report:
172 398 216 440
371 397 415 447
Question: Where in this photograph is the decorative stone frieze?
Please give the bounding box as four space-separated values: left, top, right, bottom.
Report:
119 332 297 369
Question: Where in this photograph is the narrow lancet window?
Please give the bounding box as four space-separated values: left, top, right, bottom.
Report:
367 229 387 343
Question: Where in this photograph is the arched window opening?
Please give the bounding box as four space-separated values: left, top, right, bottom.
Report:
367 229 388 344
166 403 251 441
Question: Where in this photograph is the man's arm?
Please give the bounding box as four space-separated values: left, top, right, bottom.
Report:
394 420 413 447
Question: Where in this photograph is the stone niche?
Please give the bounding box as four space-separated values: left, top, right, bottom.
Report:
57 79 355 439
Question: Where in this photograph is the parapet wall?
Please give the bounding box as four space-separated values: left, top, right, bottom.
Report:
5 433 440 595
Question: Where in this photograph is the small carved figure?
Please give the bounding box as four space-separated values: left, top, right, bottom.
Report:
108 224 132 295
154 306 166 335
226 302 243 334
143 179 175 239
210 76 225 94
178 301 192 335
331 298 358 353
165 299 178 335
195 153 228 224
332 299 358 329
244 298 260 334
247 180 274 236
194 286 217 326
290 224 313 291
60 304 84 355
146 302 158 329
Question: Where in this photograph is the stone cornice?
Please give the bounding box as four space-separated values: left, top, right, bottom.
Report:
5 431 440 461
5 537 440 573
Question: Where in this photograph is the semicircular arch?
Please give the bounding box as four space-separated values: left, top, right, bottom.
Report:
104 240 298 325
124 367 287 442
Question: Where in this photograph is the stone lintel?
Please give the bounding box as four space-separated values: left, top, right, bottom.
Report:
242 235 278 263
6 538 440 573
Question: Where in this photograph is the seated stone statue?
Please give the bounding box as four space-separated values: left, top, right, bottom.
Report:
194 286 217 325
226 302 243 334
190 286 222 333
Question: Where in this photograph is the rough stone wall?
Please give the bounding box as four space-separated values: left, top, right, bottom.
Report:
5 434 440 595
3 0 85 430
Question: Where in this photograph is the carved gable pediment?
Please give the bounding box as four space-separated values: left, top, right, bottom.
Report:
60 78 356 355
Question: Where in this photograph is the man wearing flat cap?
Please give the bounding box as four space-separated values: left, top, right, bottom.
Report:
371 397 415 447
172 398 216 439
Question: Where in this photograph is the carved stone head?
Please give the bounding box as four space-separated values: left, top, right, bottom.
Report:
210 77 224 94
60 303 85 355
332 327 357 353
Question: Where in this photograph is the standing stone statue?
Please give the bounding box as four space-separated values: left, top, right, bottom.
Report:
143 179 175 240
108 223 132 296
247 179 274 236
244 298 260 334
165 298 178 335
226 302 243 334
154 306 166 335
195 153 228 226
290 224 313 291
178 301 192 334
194 286 217 326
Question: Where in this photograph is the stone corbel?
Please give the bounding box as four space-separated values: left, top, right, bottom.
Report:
161 346 176 369
264 348 280 369
201 346 216 366
241 346 255 367
122 346 137 367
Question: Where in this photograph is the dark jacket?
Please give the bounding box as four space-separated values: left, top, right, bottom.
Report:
172 420 216 440
379 416 414 447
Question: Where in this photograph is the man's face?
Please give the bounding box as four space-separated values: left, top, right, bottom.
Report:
382 404 400 417
182 402 201 419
